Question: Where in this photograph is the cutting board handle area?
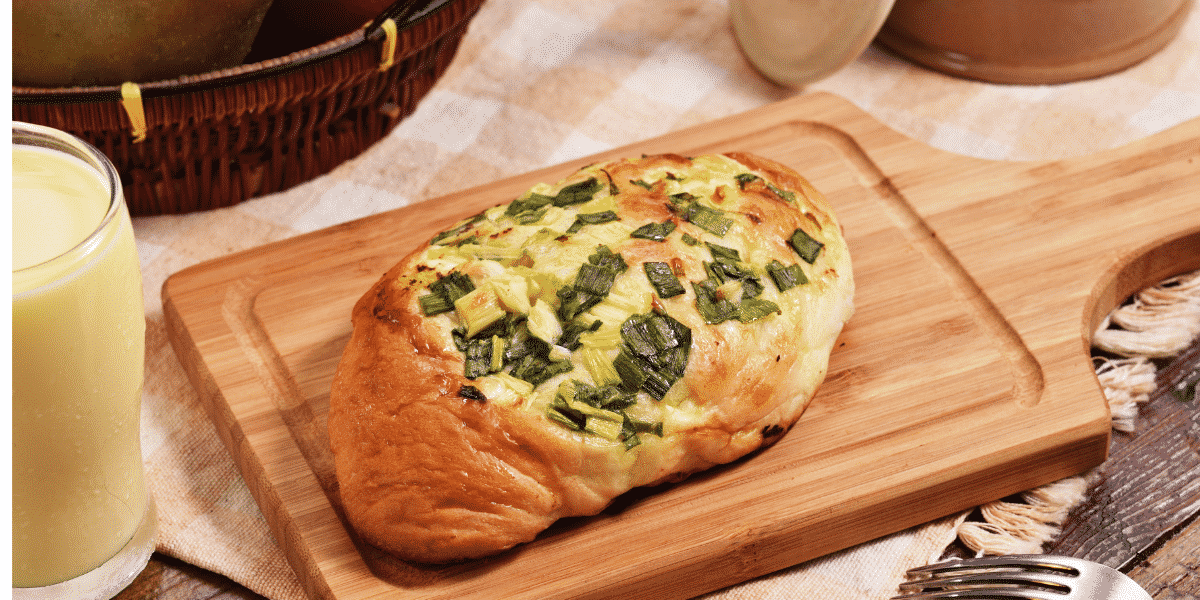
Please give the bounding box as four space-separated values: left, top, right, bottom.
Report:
163 92 1200 600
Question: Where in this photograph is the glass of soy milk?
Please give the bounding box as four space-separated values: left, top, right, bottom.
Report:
12 123 157 600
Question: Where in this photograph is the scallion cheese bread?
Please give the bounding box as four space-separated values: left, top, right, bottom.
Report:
328 152 854 563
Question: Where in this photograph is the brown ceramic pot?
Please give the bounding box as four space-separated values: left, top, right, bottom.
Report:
875 0 1194 84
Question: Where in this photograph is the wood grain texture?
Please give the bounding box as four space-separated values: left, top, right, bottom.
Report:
162 92 1200 600
1049 337 1200 572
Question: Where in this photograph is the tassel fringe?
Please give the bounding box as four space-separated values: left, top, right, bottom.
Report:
957 268 1200 556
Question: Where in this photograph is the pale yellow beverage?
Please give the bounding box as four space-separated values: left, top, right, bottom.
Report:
12 123 155 598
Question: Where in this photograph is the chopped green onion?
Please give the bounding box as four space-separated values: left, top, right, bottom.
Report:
506 193 555 219
630 220 676 241
557 287 603 322
693 280 740 324
455 287 506 338
643 262 685 298
671 200 733 237
557 319 602 351
614 349 648 392
463 338 492 379
429 271 475 305
767 182 796 202
766 260 808 291
789 228 824 264
738 297 781 322
419 293 454 316
552 178 603 207
574 263 617 296
510 354 573 387
681 233 700 246
430 213 487 245
567 210 620 233
740 275 764 299
736 173 796 202
735 173 759 189
588 245 628 273
586 416 625 440
490 336 506 372
631 179 654 190
640 369 673 401
503 319 549 364
458 385 487 402
547 406 585 430
705 242 740 262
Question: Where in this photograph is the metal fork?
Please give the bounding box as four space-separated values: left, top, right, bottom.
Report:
891 554 1153 600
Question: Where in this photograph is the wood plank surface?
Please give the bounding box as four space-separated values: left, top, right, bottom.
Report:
1049 336 1200 573
162 92 1200 600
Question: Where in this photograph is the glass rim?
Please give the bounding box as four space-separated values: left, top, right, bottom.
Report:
12 121 124 275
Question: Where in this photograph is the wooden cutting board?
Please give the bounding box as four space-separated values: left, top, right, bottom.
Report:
163 92 1200 600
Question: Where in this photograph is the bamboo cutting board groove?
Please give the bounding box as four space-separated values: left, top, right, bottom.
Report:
163 92 1200 600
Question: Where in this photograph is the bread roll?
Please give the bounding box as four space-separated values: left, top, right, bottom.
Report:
329 152 854 563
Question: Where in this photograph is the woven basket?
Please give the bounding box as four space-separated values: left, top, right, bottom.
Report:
12 0 486 216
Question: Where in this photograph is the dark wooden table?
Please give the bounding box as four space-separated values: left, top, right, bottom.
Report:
114 340 1200 600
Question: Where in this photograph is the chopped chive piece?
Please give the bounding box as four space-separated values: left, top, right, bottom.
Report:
643 262 685 298
767 181 796 202
736 173 796 202
631 179 654 190
455 287 506 338
670 192 698 203
735 173 759 189
586 416 625 440
766 260 808 291
557 287 603 322
622 433 642 450
705 242 741 262
547 408 583 432
574 263 617 296
681 233 700 246
630 219 676 241
789 228 824 264
614 349 648 392
558 319 602 351
429 271 475 305
553 178 603 206
515 207 549 224
567 210 620 233
742 276 764 299
620 316 659 357
458 385 487 402
490 335 506 372
670 200 733 237
506 193 555 219
693 280 741 324
430 213 487 245
419 293 454 316
463 338 493 379
503 320 549 364
739 297 781 322
588 245 628 273
641 370 673 401
510 354 573 387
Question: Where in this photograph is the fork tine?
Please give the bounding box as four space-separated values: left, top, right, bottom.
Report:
890 591 1061 600
906 555 1079 578
898 569 1076 591
896 570 1075 596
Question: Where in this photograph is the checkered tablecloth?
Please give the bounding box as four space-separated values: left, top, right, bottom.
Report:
133 1 1200 598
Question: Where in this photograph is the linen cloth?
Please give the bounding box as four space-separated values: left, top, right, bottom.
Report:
133 1 1200 598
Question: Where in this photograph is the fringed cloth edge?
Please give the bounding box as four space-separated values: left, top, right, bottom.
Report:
957 269 1200 556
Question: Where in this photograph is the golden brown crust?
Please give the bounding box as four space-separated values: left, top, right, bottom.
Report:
329 153 854 563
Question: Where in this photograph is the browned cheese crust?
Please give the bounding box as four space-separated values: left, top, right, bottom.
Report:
329 153 854 563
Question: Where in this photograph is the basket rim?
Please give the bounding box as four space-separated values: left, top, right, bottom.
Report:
12 0 463 104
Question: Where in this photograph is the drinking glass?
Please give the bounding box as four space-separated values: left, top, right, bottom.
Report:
12 122 157 600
